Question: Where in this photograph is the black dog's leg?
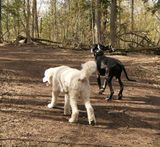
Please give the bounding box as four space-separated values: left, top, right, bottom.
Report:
97 74 102 90
103 77 108 89
99 78 107 94
99 68 109 94
106 75 114 101
118 77 124 100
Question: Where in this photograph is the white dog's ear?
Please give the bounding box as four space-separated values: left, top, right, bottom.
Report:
43 77 48 83
81 63 84 68
43 77 50 86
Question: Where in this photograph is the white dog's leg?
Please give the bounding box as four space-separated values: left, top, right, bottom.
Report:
69 96 79 123
48 91 59 108
81 87 96 125
64 94 71 115
84 100 96 125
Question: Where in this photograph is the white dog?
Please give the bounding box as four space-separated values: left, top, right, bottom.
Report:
43 61 97 125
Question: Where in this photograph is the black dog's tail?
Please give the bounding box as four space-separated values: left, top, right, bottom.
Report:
122 66 136 82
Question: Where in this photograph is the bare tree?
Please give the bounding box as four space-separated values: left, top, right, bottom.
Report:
32 0 39 38
91 0 95 44
94 0 101 43
0 0 2 42
117 0 122 48
6 0 10 40
110 0 117 47
131 0 134 31
51 0 57 41
26 0 32 43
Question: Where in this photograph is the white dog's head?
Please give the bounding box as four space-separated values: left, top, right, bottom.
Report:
43 68 55 86
80 61 97 80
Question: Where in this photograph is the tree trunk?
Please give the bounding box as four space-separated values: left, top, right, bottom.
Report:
131 0 134 46
32 0 39 38
117 0 122 48
95 0 101 44
6 0 10 40
110 0 117 47
91 0 95 44
64 0 70 41
131 0 134 31
26 0 32 43
0 0 3 43
51 0 57 42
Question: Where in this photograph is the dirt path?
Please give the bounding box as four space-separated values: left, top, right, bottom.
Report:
0 45 160 147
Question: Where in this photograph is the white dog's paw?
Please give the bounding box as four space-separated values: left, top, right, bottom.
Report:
69 113 79 123
69 118 77 123
88 114 96 126
47 103 55 108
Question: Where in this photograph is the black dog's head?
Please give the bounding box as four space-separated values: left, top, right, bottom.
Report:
91 44 114 56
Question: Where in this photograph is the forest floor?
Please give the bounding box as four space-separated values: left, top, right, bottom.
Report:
0 45 160 147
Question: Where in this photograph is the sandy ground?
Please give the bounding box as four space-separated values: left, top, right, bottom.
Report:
0 45 160 147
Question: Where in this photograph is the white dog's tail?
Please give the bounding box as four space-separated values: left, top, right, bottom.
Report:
79 61 97 81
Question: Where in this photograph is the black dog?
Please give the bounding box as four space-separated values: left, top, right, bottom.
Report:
91 44 135 101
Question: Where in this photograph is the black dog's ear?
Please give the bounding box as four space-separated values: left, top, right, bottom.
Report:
97 44 102 51
110 45 115 52
91 44 98 53
98 44 106 51
97 44 112 51
105 44 115 52
91 43 114 54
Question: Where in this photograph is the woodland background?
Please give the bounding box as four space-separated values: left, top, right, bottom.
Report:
0 0 159 50
0 1 160 146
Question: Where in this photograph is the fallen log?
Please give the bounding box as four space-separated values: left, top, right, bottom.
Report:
14 35 62 46
113 46 160 55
